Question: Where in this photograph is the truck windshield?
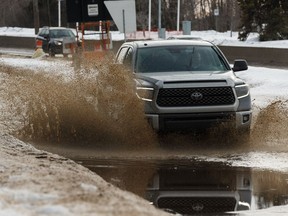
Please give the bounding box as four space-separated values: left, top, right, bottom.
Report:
135 45 229 73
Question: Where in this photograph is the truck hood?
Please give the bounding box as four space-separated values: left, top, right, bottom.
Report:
136 70 244 86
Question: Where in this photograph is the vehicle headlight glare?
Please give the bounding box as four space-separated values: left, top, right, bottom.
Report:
235 84 249 98
136 87 154 101
55 41 62 46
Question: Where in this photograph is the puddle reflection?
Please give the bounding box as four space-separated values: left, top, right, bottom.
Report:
77 158 288 215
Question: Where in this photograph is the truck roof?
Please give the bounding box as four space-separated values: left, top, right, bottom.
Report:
123 39 214 48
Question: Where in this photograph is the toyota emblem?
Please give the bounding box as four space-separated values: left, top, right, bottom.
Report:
191 92 203 100
192 203 204 212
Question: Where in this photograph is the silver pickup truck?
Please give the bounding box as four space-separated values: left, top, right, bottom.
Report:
115 39 252 134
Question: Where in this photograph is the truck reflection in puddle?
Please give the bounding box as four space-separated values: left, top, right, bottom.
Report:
145 163 252 215
77 158 288 216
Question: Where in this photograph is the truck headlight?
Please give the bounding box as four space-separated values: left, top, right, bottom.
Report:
136 87 154 101
235 84 249 98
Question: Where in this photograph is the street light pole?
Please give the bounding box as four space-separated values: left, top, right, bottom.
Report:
58 0 61 27
158 0 161 30
177 0 180 32
230 0 235 37
123 9 126 42
148 0 151 33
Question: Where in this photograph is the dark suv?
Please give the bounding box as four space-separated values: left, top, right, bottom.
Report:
36 27 76 57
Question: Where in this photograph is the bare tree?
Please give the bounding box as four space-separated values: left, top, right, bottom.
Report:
0 0 31 26
47 0 51 26
0 0 241 33
33 0 40 34
136 1 149 36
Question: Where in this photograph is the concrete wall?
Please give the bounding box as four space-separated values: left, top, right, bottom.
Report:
1 35 288 67
219 45 288 67
0 36 35 49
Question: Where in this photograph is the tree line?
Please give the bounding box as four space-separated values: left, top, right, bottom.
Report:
0 0 287 41
237 0 288 41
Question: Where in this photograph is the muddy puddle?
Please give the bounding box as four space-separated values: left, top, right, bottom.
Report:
73 157 288 216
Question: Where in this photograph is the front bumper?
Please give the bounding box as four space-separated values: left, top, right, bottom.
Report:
146 111 252 131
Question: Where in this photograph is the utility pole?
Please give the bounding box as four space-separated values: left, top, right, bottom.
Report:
33 0 40 34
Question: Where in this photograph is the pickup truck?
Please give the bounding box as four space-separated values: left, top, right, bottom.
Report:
115 39 252 135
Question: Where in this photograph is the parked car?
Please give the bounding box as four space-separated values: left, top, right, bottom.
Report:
115 39 252 135
36 26 77 57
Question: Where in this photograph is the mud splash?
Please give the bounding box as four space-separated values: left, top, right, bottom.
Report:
1 57 288 150
252 170 288 207
250 100 288 148
0 57 156 149
157 100 288 149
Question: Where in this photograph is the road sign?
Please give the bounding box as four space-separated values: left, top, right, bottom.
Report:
66 0 112 22
104 0 136 33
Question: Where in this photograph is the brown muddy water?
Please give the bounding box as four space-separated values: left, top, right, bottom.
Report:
1 58 288 215
75 157 288 216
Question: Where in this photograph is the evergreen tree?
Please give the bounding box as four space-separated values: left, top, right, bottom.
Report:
238 0 288 41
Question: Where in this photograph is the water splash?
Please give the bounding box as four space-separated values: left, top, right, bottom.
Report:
0 56 156 149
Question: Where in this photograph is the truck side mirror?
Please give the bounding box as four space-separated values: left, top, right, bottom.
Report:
233 59 248 72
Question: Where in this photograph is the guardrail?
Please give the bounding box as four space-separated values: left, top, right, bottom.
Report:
1 35 287 67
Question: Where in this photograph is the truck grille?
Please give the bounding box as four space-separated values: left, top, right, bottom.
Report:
156 87 235 107
157 197 236 214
